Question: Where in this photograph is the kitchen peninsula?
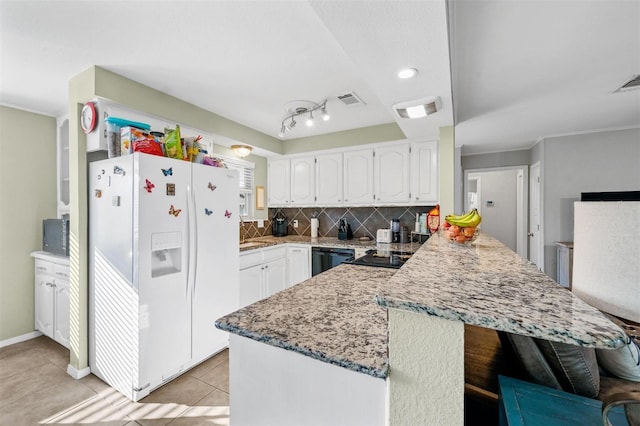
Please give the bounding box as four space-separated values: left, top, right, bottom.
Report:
216 232 626 425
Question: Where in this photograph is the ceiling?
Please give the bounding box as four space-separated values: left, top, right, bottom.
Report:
1 1 638 155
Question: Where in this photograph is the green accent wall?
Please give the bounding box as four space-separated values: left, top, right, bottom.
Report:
282 123 406 155
0 106 57 342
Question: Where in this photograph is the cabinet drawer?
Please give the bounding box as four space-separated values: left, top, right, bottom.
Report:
262 246 286 263
240 250 264 270
35 259 54 275
53 263 70 280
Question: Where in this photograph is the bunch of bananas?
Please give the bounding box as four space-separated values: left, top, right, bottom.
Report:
445 209 482 228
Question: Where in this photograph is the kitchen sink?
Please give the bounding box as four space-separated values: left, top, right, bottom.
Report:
240 241 267 249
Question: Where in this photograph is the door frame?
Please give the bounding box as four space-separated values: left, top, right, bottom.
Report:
463 166 529 258
529 161 544 271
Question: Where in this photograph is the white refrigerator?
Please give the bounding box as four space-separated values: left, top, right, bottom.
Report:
89 152 239 401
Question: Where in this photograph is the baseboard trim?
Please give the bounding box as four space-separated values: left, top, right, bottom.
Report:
0 331 42 348
67 364 91 380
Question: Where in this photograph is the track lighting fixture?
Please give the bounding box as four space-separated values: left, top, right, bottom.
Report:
278 100 329 138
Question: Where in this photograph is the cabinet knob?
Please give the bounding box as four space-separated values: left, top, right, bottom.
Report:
265 265 269 269
416 197 420 200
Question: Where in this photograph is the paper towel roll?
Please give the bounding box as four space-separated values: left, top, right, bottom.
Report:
311 218 319 238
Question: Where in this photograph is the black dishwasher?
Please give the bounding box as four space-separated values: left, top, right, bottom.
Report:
311 247 355 276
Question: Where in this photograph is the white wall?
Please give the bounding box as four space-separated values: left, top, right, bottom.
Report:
541 128 640 278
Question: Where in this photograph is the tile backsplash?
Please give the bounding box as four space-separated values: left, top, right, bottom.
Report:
241 206 436 240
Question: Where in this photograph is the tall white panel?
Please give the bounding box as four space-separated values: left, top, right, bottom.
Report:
315 153 343 205
343 149 374 205
290 156 315 206
135 154 192 389
191 164 239 362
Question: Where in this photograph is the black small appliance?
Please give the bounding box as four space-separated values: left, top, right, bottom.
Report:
347 249 412 269
272 211 288 237
43 218 70 256
337 219 353 240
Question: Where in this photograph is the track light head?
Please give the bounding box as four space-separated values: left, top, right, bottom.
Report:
321 105 330 121
278 99 329 136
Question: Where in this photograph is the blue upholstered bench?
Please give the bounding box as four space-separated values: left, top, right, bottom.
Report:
499 375 628 426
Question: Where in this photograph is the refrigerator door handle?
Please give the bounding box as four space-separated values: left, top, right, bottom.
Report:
189 181 198 295
186 183 197 298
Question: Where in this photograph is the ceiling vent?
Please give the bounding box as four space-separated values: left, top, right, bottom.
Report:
337 92 365 107
614 74 640 92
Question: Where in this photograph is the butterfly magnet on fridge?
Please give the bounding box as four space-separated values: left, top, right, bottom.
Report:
144 179 155 193
169 204 182 217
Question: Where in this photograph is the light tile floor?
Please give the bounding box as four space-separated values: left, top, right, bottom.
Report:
0 337 230 425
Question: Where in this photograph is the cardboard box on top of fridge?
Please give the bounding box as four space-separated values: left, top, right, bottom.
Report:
121 126 150 155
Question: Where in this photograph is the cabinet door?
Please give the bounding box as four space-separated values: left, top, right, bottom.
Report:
315 153 343 205
287 245 311 287
239 264 264 308
264 257 287 297
343 149 374 205
290 156 315 206
35 272 55 339
374 144 411 203
268 159 290 206
54 279 70 348
411 141 438 204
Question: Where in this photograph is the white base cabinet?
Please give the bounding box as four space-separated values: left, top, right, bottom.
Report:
32 252 70 348
240 244 312 308
287 245 311 287
239 246 287 308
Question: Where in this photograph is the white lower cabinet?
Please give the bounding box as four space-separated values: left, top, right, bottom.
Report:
287 245 311 287
32 253 70 349
239 246 287 308
240 244 311 308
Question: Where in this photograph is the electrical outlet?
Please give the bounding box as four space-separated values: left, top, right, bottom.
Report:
293 220 299 228
257 219 264 228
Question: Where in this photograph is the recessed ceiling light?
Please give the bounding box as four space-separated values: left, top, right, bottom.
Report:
397 68 418 79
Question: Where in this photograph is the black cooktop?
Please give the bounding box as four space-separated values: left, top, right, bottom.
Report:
346 249 413 269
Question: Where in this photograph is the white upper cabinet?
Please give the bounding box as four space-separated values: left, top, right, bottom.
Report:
315 152 343 205
57 115 70 217
290 156 315 206
268 158 291 206
267 140 439 207
410 141 439 204
343 148 374 205
373 144 411 204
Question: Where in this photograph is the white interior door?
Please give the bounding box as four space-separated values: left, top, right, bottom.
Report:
529 162 542 270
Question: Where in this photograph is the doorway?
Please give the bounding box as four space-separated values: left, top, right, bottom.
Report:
464 166 528 258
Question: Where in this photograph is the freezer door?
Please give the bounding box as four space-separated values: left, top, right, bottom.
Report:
134 154 192 391
191 163 239 362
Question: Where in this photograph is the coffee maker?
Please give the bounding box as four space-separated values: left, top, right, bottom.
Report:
391 218 400 243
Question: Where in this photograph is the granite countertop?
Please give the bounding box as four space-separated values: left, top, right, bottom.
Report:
376 232 626 349
218 231 626 381
217 264 393 378
239 234 419 253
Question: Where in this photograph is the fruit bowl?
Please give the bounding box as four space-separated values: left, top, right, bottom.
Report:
445 226 478 245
